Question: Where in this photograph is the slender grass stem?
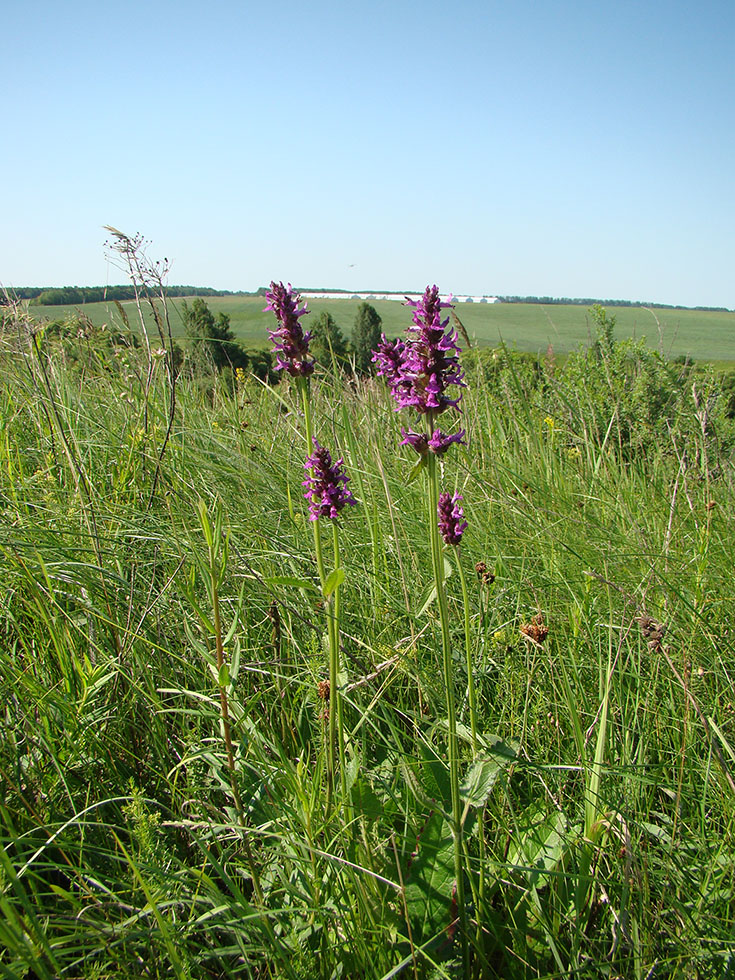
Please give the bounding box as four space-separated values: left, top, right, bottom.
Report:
456 550 478 754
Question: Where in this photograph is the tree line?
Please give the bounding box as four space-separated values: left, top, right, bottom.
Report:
3 286 247 306
183 298 384 379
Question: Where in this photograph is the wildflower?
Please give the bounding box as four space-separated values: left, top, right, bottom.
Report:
373 285 465 417
401 285 465 415
264 281 314 377
400 428 466 456
437 492 467 546
303 439 356 521
372 335 409 396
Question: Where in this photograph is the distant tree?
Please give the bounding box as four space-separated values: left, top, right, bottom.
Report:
183 298 249 372
351 302 382 375
311 311 351 371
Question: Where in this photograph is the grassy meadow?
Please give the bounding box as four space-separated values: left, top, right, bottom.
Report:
2 292 735 978
27 293 735 365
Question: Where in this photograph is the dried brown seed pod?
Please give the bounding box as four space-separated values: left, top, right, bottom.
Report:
520 614 549 645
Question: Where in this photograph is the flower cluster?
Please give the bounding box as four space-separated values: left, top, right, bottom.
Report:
437 492 467 546
264 281 314 377
303 440 356 521
400 427 465 457
373 285 465 417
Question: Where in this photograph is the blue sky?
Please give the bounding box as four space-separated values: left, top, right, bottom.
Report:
2 0 733 307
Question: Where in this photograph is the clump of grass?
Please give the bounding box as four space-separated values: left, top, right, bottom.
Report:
1 267 734 978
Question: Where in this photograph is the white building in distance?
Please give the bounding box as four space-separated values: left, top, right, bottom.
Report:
301 291 499 304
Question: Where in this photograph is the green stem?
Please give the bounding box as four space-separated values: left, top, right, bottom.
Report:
299 377 336 800
205 531 266 911
426 452 468 970
332 521 347 803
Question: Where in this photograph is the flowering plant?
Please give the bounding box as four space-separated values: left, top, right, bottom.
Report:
373 285 465 418
264 281 314 377
303 440 356 521
437 492 467 546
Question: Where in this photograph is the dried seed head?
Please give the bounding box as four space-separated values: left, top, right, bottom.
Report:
317 679 330 701
475 561 496 586
636 614 665 651
520 614 549 645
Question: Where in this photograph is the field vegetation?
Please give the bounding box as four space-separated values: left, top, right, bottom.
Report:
21 293 735 365
1 257 735 978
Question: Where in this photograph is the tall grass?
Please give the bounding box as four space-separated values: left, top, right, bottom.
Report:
1 299 734 978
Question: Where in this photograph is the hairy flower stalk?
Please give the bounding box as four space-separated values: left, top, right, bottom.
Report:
265 282 350 802
303 440 354 800
374 285 469 966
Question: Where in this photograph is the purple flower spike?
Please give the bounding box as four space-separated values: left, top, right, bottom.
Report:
264 281 314 377
400 286 466 416
437 492 467 546
303 439 356 521
373 286 465 416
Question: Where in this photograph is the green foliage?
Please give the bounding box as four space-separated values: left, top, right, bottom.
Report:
183 297 249 373
351 302 383 375
554 305 731 457
310 310 351 371
1 312 735 978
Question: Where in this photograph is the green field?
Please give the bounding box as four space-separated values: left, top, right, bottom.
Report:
2 296 735 977
28 294 735 363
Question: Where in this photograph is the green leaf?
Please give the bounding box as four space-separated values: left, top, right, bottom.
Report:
406 455 427 484
218 662 230 688
264 575 319 592
460 738 519 809
403 811 456 943
460 755 504 808
323 567 345 598
506 807 569 890
417 585 437 617
350 776 383 822
197 498 213 548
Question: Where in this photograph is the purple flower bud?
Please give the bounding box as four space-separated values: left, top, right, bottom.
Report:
437 492 467 546
303 439 356 521
264 281 314 377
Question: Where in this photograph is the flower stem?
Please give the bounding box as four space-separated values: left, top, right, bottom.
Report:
332 521 347 802
426 452 468 969
298 377 337 801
